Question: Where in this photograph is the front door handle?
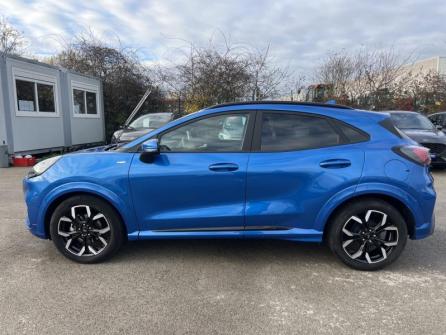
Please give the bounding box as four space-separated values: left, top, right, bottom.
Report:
209 163 239 172
319 159 351 169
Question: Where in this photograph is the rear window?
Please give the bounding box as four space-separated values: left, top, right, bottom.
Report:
379 118 410 139
335 122 369 143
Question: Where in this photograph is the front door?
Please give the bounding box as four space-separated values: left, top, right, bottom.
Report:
129 111 254 232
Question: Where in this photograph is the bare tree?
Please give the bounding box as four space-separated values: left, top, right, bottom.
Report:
248 44 289 100
315 48 411 109
0 17 27 55
316 50 354 100
395 70 446 113
50 33 166 139
173 40 252 112
153 36 292 113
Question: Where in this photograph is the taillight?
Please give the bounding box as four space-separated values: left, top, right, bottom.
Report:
393 145 431 166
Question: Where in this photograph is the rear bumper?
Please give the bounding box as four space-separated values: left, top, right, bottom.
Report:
410 168 436 240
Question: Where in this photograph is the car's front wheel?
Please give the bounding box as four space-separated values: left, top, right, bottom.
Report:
327 199 408 271
50 195 124 263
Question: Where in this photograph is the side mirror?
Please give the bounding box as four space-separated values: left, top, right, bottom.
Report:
140 139 159 163
436 125 443 131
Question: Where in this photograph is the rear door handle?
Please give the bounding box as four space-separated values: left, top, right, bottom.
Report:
209 163 239 172
319 159 351 169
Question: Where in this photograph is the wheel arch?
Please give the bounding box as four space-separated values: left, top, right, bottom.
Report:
321 193 416 242
43 190 129 240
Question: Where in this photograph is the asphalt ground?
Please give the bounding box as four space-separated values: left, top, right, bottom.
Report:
0 167 445 334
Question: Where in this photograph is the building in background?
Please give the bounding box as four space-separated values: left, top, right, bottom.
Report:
0 54 105 156
402 56 446 78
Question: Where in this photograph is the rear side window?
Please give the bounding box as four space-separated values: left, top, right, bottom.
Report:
260 113 342 151
335 122 369 143
379 118 409 139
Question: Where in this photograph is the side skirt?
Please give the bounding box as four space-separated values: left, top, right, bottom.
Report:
129 227 323 243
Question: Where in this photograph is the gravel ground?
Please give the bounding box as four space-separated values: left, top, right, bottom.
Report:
0 167 445 335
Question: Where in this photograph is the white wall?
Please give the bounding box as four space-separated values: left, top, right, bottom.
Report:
0 63 7 146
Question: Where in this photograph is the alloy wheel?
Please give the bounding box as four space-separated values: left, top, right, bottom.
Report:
341 209 399 264
57 205 111 257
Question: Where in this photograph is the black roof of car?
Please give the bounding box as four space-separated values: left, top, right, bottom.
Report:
379 110 418 114
207 101 354 110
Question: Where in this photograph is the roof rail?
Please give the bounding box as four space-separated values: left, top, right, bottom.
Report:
207 100 354 110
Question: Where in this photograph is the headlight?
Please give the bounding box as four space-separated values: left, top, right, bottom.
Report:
28 156 61 178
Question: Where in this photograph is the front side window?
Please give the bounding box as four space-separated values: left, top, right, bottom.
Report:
160 114 249 152
73 88 98 115
260 113 342 151
16 79 55 113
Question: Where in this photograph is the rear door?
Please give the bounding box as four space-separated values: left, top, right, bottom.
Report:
245 110 366 231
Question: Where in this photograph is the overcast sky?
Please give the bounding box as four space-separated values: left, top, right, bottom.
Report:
1 0 446 77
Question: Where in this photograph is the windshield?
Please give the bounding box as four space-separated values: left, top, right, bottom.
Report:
390 113 434 130
129 113 172 129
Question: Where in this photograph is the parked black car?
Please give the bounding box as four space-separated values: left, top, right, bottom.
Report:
386 111 446 167
111 112 174 143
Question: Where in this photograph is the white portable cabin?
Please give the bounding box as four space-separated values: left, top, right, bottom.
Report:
0 54 105 155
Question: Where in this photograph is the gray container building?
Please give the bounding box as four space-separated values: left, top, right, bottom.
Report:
0 54 105 156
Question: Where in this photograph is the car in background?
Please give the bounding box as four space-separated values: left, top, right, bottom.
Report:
428 112 446 129
111 112 174 143
385 111 446 168
23 102 436 270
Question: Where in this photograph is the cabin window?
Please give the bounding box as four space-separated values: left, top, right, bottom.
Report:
15 79 56 114
72 86 99 117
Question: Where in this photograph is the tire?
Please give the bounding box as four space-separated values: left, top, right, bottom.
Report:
327 199 408 271
50 195 124 263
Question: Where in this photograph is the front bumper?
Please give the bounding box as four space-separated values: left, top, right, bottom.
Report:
25 216 47 238
23 176 49 239
421 143 446 166
413 215 435 240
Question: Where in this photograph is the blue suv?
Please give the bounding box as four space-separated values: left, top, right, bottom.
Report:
23 102 436 270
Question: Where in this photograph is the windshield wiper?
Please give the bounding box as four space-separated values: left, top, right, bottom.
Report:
105 144 119 151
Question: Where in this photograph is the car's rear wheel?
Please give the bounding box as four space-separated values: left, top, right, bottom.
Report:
50 195 124 263
327 199 408 271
